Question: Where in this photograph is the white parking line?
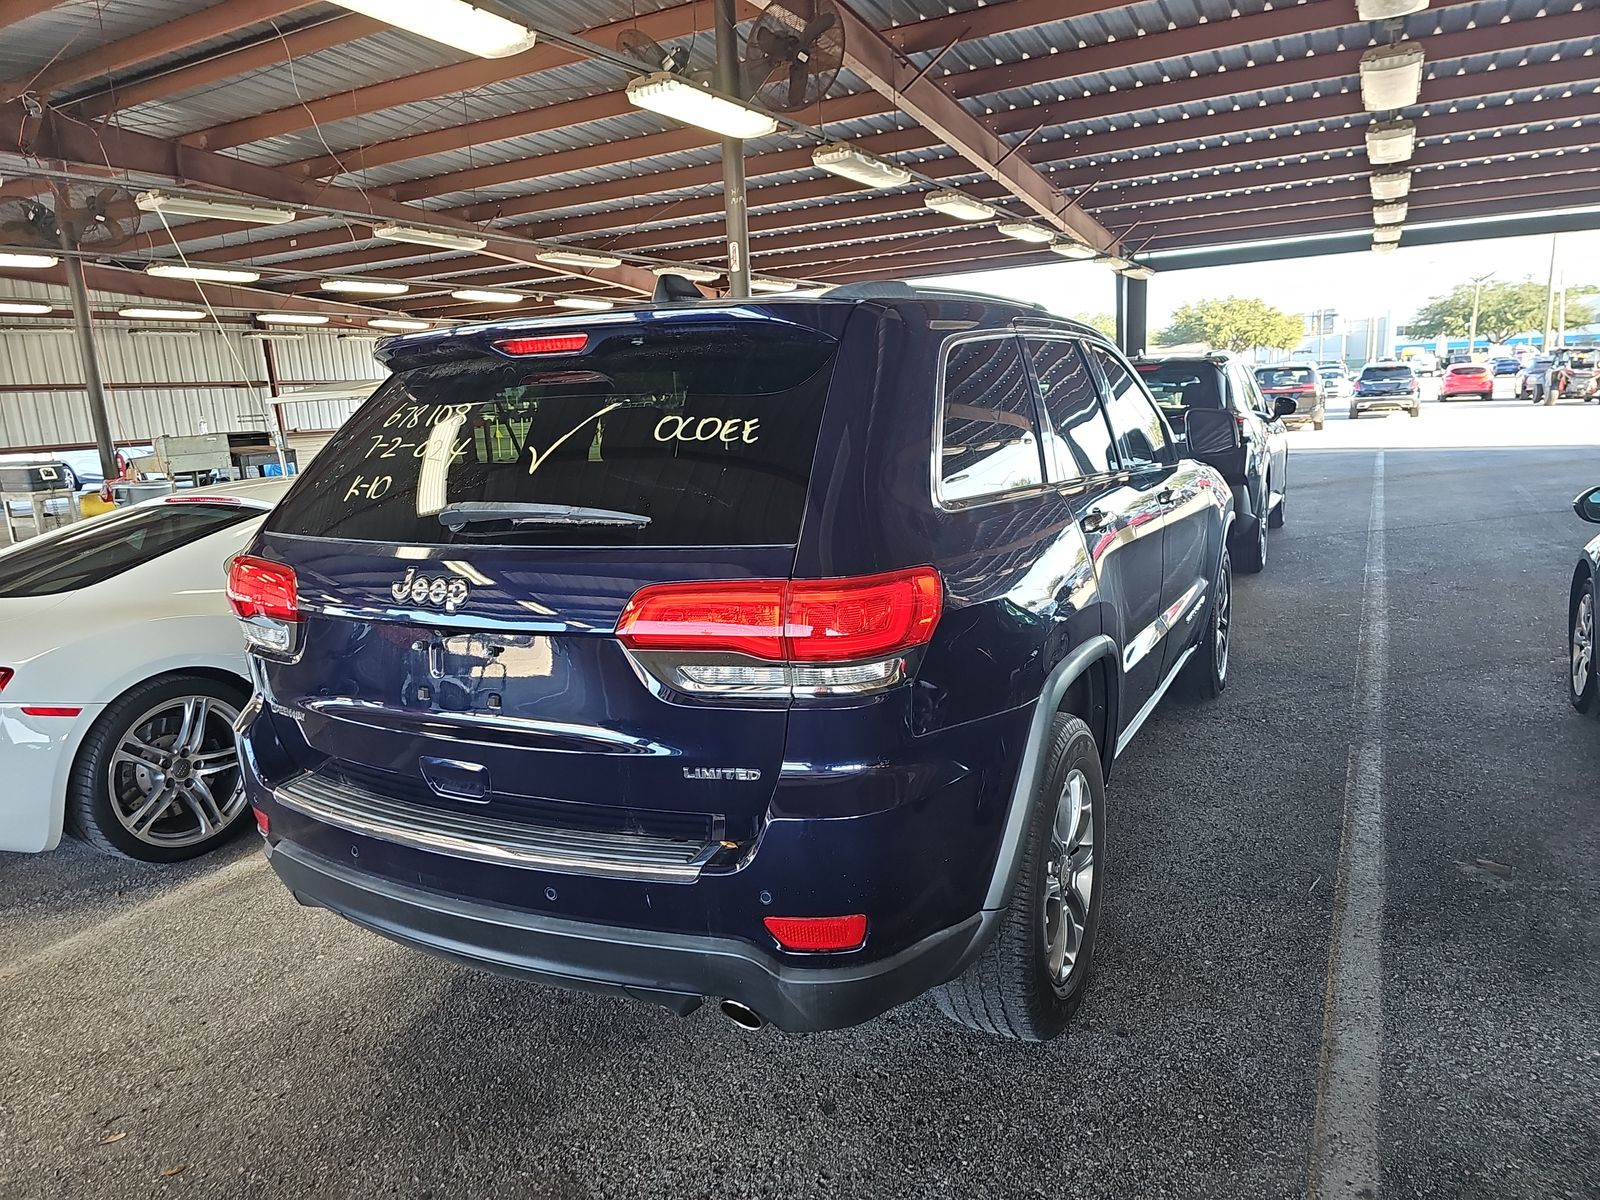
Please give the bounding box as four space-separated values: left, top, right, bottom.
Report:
0 854 260 986
1309 450 1387 1200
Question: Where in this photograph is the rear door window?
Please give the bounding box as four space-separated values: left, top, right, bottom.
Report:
0 503 255 596
1361 366 1415 381
1025 337 1115 480
265 323 838 547
1255 366 1316 389
938 335 1045 503
1087 346 1176 471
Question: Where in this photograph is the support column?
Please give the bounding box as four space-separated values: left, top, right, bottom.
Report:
715 0 750 298
1116 274 1148 358
62 252 117 481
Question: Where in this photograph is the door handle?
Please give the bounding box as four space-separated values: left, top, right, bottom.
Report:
1081 507 1110 532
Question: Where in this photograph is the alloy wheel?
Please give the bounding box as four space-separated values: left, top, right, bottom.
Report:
1041 767 1095 993
107 695 246 848
1214 566 1232 683
1572 592 1593 696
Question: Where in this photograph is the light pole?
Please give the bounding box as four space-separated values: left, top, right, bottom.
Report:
1466 272 1492 359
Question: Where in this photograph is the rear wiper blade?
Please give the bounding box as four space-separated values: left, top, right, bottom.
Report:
437 502 651 531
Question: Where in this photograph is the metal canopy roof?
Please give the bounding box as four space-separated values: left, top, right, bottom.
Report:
0 0 1593 330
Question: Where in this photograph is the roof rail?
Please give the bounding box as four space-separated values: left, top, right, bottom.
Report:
823 281 1048 311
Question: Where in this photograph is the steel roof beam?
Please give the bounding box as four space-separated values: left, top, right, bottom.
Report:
1 109 672 298
185 0 750 152
0 0 319 105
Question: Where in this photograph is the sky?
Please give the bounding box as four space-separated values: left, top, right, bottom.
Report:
929 227 1600 332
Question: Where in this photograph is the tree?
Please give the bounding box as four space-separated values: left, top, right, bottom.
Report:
1405 279 1595 345
1155 296 1304 352
1069 311 1116 339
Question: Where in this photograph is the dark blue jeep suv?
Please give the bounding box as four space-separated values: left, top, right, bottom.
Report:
231 285 1235 1042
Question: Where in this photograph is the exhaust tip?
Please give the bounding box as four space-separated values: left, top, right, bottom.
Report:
719 999 766 1031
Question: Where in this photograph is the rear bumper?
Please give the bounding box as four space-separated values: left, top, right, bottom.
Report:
1352 391 1418 409
0 703 99 853
265 836 996 1032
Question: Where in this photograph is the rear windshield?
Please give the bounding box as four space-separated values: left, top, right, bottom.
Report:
266 324 839 547
1135 362 1224 411
0 503 254 596
1255 367 1315 387
1360 366 1415 380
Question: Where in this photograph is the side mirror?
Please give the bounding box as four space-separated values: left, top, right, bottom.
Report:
1574 488 1600 525
1273 396 1298 418
1184 407 1241 460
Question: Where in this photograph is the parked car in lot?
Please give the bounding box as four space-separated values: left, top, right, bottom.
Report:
1351 361 1422 418
1137 354 1290 573
1491 357 1521 376
0 445 154 493
1318 366 1353 399
234 285 1238 1042
1552 350 1598 401
1439 362 1495 401
1252 364 1326 430
1567 486 1600 714
0 479 290 859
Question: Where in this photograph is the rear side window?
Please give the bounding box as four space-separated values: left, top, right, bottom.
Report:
939 336 1044 504
265 324 838 547
1087 346 1175 471
1025 338 1115 479
0 503 254 596
1255 366 1316 388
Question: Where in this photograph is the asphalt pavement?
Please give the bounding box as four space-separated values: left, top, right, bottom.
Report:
1 395 1597 1200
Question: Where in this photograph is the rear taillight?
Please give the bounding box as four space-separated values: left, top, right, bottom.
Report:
227 555 301 655
617 567 942 699
0 667 12 694
253 807 270 837
763 914 868 952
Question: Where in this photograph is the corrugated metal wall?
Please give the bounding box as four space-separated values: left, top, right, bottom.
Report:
0 279 387 452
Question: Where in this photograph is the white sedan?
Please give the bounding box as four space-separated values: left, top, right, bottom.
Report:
0 478 289 861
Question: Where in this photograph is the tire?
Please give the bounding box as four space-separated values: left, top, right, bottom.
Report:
1268 487 1286 530
1348 404 1361 420
1570 577 1598 716
65 674 252 862
1313 417 1325 431
1542 388 1556 407
1409 402 1421 418
1235 512 1267 574
933 714 1105 1043
1183 546 1232 700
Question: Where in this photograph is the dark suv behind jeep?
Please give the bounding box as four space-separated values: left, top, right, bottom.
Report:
232 285 1235 1042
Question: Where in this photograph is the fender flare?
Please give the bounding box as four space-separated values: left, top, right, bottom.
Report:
981 634 1119 912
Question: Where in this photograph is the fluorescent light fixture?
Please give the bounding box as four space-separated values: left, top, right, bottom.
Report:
338 333 379 342
1359 43 1425 111
371 223 488 252
1373 226 1403 244
1101 254 1132 271
117 306 204 320
812 143 913 189
325 0 536 58
135 190 297 225
129 328 202 338
749 277 798 294
1371 241 1398 255
256 312 329 326
450 288 526 304
1357 0 1428 18
0 301 54 315
368 317 432 330
1049 240 1098 260
1365 118 1416 165
1119 264 1156 280
0 252 58 269
144 262 261 284
551 296 615 312
651 264 720 283
923 191 998 222
0 325 70 335
321 278 410 296
1373 201 1409 224
996 221 1056 244
626 73 778 140
536 247 623 270
1370 168 1413 201
242 329 306 341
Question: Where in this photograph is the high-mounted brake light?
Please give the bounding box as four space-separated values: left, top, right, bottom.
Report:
763 914 868 953
494 333 589 356
227 556 300 654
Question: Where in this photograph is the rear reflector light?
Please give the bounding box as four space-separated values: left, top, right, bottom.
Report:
253 807 270 837
763 914 868 952
21 706 81 718
617 567 942 664
494 333 589 356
